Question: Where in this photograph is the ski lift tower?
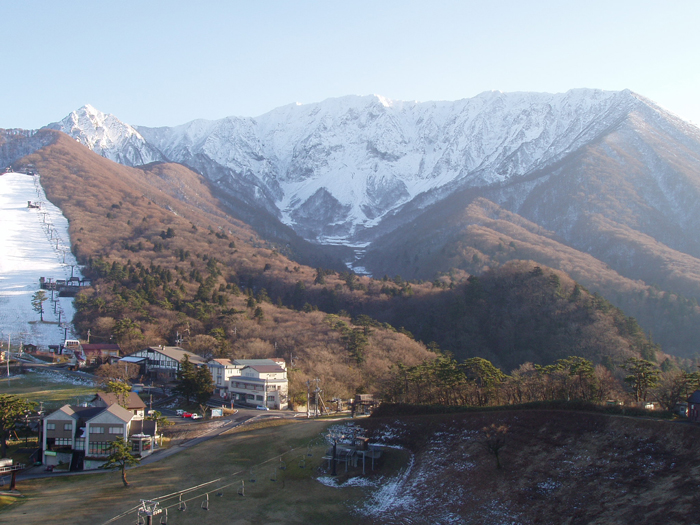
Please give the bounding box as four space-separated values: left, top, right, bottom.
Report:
137 500 162 525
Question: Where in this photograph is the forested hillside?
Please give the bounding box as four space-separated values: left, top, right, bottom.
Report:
363 197 700 358
14 131 669 402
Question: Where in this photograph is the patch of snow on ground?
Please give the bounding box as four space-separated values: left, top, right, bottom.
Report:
354 419 522 524
0 172 82 348
316 476 378 488
30 368 96 387
357 452 416 518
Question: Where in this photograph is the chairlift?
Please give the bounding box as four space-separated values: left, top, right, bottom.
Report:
298 456 306 469
270 466 278 482
159 508 168 525
279 457 287 470
201 493 209 511
237 480 245 497
216 490 223 497
178 494 187 512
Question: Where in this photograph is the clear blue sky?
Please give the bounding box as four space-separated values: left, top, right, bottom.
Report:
2 1 699 129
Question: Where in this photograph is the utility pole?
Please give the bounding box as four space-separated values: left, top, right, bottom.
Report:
6 335 11 380
313 378 321 417
306 380 311 419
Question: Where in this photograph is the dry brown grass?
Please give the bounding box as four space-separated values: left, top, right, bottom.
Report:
0 419 369 525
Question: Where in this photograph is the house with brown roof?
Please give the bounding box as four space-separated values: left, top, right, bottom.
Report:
81 343 121 365
91 391 147 418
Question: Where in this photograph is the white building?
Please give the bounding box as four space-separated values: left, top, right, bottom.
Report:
207 358 239 395
227 360 289 410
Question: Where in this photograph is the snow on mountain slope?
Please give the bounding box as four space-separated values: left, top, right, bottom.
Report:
47 104 164 166
55 90 655 245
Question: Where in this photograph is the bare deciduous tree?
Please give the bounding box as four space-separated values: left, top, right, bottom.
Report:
479 423 508 469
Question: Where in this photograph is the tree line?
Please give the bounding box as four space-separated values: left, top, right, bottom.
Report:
382 354 700 411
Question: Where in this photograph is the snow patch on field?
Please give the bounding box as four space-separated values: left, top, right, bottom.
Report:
29 368 96 387
316 476 378 488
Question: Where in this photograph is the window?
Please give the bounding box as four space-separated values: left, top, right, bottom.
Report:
267 396 275 402
256 395 263 401
88 442 112 455
90 426 104 434
75 439 85 450
55 438 72 446
64 423 72 431
46 423 56 430
108 426 123 434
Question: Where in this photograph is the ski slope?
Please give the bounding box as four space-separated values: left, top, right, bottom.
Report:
0 172 81 349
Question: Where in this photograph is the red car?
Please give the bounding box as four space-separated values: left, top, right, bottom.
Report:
182 412 193 418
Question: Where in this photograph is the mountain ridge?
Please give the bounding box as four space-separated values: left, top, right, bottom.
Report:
45 89 659 248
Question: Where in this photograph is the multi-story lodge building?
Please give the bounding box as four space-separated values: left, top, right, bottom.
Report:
207 358 288 410
42 403 156 471
123 346 289 409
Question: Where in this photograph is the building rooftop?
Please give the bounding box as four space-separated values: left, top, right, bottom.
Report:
142 346 207 365
234 359 282 367
92 391 146 410
244 364 286 374
210 358 234 366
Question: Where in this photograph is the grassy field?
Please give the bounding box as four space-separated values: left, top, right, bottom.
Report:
0 418 390 525
0 369 97 411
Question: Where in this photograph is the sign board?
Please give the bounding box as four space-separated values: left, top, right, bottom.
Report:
45 451 57 457
211 408 223 418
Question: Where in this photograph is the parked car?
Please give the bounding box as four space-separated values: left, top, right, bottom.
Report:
182 412 193 418
256 405 270 411
176 409 185 416
190 413 203 420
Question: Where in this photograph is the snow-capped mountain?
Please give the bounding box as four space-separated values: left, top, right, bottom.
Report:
46 90 700 255
47 104 164 166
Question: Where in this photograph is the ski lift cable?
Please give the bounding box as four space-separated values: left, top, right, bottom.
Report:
102 443 312 524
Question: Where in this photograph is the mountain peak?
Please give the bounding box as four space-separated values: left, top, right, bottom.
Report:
78 103 101 116
48 105 164 167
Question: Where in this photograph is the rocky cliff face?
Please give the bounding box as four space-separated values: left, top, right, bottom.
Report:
48 90 672 247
